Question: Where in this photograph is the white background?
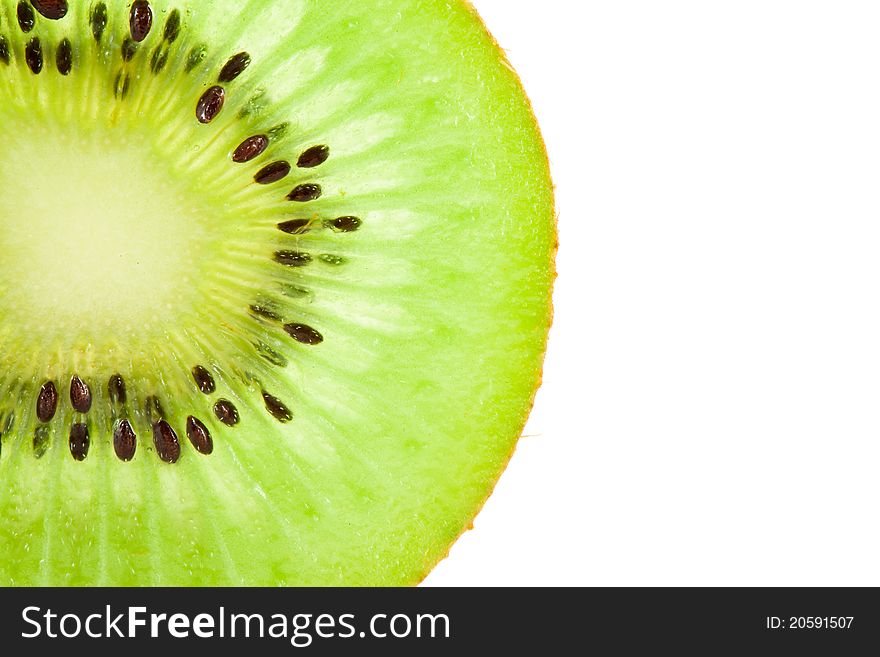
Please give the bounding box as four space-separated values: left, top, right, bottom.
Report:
426 0 880 586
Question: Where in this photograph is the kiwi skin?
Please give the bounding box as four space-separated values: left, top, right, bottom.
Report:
416 2 557 585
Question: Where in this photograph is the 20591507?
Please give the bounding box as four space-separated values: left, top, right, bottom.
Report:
766 617 854 630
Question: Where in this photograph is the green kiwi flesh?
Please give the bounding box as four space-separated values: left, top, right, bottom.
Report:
0 0 555 586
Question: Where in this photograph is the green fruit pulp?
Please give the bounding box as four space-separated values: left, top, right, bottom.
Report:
0 0 555 585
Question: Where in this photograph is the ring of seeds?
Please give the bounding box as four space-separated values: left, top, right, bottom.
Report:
0 0 352 465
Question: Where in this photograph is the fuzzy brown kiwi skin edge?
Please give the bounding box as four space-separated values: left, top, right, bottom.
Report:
410 1 558 587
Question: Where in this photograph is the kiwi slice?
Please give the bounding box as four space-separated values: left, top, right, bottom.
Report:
0 0 554 586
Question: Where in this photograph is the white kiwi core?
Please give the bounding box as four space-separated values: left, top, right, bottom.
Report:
0 121 216 352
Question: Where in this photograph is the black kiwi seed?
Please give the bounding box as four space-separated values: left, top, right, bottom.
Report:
277 219 311 235
144 395 165 422
30 1 68 20
90 2 107 43
283 323 324 346
150 46 168 74
108 374 127 405
274 250 312 268
69 375 92 413
287 184 322 203
232 135 269 163
254 161 291 185
33 426 49 458
163 8 181 43
325 216 362 233
17 2 35 33
56 38 72 75
218 51 250 83
121 38 138 62
196 85 225 124
37 381 58 423
184 44 207 72
113 419 136 461
0 37 10 65
152 419 180 463
25 37 41 74
262 392 292 423
185 416 213 455
129 0 152 43
191 365 215 394
69 423 89 461
297 145 330 169
213 399 239 427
